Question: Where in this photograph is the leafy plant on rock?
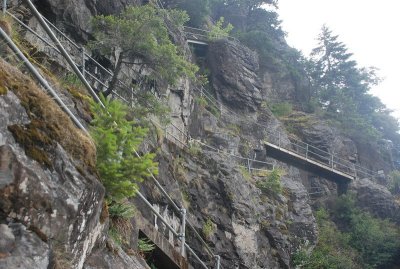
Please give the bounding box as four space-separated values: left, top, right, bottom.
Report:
208 17 233 41
256 168 283 194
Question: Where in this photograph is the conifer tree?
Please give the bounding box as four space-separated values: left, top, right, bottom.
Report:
90 5 198 96
90 95 158 201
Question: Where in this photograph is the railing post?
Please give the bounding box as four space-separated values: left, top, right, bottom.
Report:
23 0 104 107
247 158 251 173
278 132 281 148
331 154 334 169
215 255 221 269
180 208 186 256
2 0 6 14
81 46 85 78
306 144 309 159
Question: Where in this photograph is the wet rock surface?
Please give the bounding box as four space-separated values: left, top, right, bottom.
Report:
0 70 105 269
208 39 263 113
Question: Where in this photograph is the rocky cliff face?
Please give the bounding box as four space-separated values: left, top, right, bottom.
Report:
1 1 399 269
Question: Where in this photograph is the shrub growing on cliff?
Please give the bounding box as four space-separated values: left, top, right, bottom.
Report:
294 196 400 268
256 168 283 194
90 94 158 201
292 208 359 269
270 102 293 117
333 195 400 268
90 5 198 96
208 17 233 40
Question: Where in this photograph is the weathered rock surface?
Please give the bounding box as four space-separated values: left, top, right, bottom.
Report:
84 240 150 269
2 1 399 268
0 223 49 269
28 0 140 40
152 147 317 269
208 39 263 112
0 68 105 269
351 178 400 223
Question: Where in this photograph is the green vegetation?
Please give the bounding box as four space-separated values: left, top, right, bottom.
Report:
188 141 202 156
306 25 400 143
202 218 215 239
90 5 198 96
169 0 211 27
195 95 220 117
108 201 136 219
90 95 160 246
270 102 293 117
195 96 208 108
239 166 252 181
138 238 156 253
90 94 158 202
61 73 83 88
293 195 400 268
388 170 400 195
293 208 358 269
256 168 283 194
208 17 233 41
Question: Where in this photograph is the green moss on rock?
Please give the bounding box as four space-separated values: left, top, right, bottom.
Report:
0 59 96 171
0 85 7 95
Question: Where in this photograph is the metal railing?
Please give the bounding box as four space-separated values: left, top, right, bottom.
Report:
6 1 221 268
5 3 380 268
183 26 237 43
195 86 379 180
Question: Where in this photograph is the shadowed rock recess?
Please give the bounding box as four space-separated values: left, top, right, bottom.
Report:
1 1 400 269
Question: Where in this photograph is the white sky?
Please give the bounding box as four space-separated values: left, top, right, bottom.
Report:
277 0 400 119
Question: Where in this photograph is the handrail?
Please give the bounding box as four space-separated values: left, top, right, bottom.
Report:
153 0 374 178
195 86 378 179
22 0 104 107
0 26 88 133
1 25 191 267
10 3 216 268
9 11 219 266
10 5 381 268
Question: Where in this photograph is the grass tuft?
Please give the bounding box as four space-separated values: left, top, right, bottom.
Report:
0 59 96 171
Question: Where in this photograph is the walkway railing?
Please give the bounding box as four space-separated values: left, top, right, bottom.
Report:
4 1 222 268
4 2 380 267
195 86 379 180
183 26 237 43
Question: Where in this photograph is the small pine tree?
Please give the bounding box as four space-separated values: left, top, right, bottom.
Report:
90 95 158 201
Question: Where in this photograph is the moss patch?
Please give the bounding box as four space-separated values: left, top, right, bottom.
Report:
8 122 53 168
0 85 7 95
0 59 96 170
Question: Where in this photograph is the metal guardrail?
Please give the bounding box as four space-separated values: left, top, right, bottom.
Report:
7 1 220 268
183 26 237 43
6 2 380 267
195 86 379 180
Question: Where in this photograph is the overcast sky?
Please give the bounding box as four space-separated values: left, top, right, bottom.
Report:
277 0 400 119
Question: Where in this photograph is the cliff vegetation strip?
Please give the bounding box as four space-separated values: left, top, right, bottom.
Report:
0 59 96 171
